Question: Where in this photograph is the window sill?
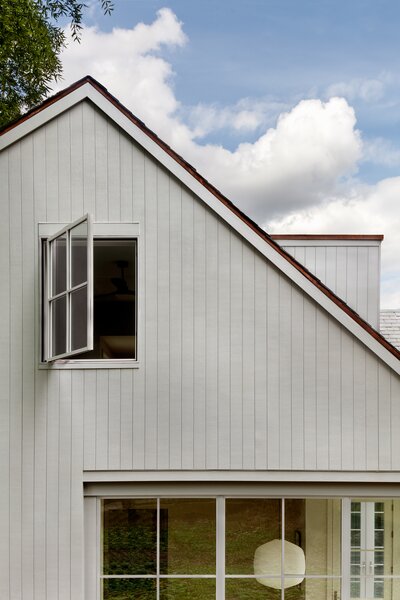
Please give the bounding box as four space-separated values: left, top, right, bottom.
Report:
39 359 140 370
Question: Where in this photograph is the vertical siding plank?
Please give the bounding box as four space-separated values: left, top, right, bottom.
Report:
291 287 304 470
156 167 170 469
230 233 243 469
58 372 72 599
279 276 292 469
46 371 60 600
95 370 109 469
108 370 121 470
94 110 108 221
120 133 133 222
315 246 326 283
193 202 207 469
266 265 280 469
390 373 400 470
328 320 342 470
70 104 84 220
378 364 392 469
254 259 267 469
217 222 231 469
144 157 158 469
9 143 23 600
367 246 380 329
205 210 218 468
83 371 96 471
346 247 358 315
325 247 337 292
181 189 195 469
107 123 121 221
341 332 354 470
365 353 379 470
169 179 182 469
0 151 10 600
316 310 329 469
131 144 145 469
57 112 72 223
71 372 84 600
357 247 368 324
82 102 96 218
303 297 317 469
353 342 366 470
242 245 255 470
45 121 59 222
21 137 35 600
336 246 347 301
120 370 133 470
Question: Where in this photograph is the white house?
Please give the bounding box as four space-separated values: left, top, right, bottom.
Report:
1 76 400 600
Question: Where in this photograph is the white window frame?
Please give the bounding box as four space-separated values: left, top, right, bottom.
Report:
45 214 93 361
39 221 140 369
85 491 343 600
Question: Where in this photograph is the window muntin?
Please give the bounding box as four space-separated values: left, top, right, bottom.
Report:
100 497 343 600
45 214 93 361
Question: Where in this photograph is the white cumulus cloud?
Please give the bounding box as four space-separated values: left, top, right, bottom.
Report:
56 9 400 307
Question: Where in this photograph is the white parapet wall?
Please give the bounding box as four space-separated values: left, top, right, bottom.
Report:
271 235 383 330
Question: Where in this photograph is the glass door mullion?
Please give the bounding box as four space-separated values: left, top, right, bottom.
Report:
157 498 160 600
216 497 225 600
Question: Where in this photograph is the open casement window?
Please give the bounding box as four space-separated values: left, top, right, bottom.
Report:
45 214 93 361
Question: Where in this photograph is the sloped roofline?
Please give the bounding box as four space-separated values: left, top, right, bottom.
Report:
1 75 400 370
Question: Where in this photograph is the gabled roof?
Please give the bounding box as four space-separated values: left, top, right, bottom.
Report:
1 75 400 372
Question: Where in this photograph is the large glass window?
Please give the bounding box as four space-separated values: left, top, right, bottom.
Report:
100 498 342 600
98 496 400 599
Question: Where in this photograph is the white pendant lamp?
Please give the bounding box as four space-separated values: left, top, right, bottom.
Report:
254 539 305 589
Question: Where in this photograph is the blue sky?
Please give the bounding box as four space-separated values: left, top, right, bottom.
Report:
58 1 400 306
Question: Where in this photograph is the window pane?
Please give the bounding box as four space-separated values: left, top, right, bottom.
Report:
225 578 282 599
103 499 157 575
51 296 66 356
71 286 87 351
300 578 341 600
285 499 341 576
102 578 156 600
159 578 215 599
226 499 281 575
159 499 216 574
71 220 88 287
51 234 67 296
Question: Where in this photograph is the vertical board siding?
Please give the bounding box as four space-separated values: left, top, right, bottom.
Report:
282 243 381 328
2 100 400 600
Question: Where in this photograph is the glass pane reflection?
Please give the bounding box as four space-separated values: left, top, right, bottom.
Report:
103 499 157 575
159 578 215 599
285 499 341 576
159 499 216 574
226 499 281 575
51 296 66 356
71 286 87 351
102 578 156 600
51 234 67 296
225 578 282 600
71 221 87 287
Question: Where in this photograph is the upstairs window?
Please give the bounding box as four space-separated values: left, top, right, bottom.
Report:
42 216 137 363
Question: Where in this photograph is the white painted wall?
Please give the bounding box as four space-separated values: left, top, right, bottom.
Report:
273 237 381 329
0 100 399 599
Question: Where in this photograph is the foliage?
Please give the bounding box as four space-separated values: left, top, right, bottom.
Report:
0 0 113 127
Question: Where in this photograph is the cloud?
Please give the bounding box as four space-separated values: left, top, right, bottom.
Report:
363 137 400 168
325 76 386 103
57 9 399 306
267 177 400 307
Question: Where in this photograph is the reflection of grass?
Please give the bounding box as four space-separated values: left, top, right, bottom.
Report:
104 524 156 574
161 518 215 574
103 578 156 600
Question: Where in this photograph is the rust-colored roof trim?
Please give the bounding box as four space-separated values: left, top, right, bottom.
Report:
271 234 384 241
2 76 399 362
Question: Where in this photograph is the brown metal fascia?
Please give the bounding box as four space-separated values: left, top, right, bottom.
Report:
271 234 384 241
2 77 399 361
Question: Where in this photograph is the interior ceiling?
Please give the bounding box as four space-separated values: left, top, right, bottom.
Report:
93 240 135 296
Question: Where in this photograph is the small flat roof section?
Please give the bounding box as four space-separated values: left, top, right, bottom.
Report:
380 310 400 351
271 235 384 240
